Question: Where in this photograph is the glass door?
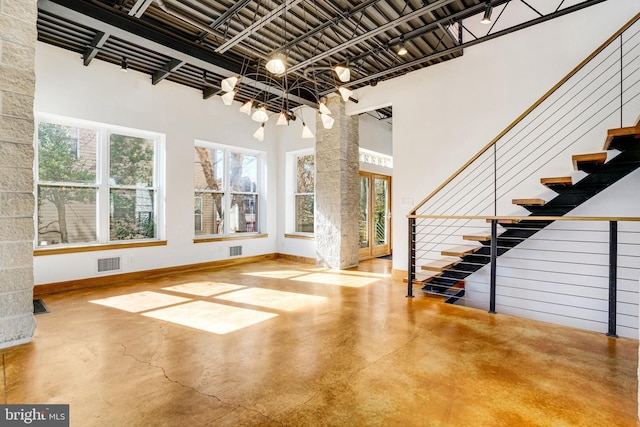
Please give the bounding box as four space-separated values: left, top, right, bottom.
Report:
359 172 391 259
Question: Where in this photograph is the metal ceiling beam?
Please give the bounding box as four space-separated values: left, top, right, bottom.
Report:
83 30 109 66
128 0 154 18
38 0 316 108
288 0 458 73
215 0 304 54
209 0 252 30
278 0 383 52
326 0 608 94
152 58 186 85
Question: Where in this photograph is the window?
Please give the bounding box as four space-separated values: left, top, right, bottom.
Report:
194 142 262 236
35 115 163 247
285 150 314 235
294 153 314 233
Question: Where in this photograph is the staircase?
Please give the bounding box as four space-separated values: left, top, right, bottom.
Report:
418 121 640 303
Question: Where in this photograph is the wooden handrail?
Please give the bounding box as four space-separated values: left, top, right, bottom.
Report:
407 215 640 222
409 12 640 216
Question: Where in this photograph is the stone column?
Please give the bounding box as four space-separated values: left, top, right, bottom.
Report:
0 0 37 348
315 95 359 269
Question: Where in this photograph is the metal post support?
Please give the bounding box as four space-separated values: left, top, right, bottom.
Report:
489 219 497 314
407 217 415 298
607 221 618 338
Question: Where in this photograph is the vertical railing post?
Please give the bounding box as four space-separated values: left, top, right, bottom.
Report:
607 221 618 337
407 216 415 298
619 35 623 127
489 219 497 314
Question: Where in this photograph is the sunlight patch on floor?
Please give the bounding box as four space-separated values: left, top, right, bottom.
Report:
242 270 311 279
162 281 246 297
290 272 380 287
89 291 191 313
142 301 278 334
215 288 327 311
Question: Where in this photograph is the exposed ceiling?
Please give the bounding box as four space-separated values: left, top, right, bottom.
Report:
37 0 606 120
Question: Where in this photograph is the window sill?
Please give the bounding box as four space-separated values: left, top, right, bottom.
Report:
194 233 268 243
33 240 168 256
284 233 314 240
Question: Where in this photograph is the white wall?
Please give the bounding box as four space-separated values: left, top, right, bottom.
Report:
347 0 640 274
34 43 395 282
34 43 280 285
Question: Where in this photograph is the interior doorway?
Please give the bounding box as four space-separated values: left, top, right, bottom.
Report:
359 172 391 260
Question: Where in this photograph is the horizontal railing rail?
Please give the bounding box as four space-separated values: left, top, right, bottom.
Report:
408 215 640 338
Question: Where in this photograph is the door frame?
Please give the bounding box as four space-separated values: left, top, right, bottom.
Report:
358 171 392 260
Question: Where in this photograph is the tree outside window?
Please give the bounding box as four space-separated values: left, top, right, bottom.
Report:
194 143 260 236
36 118 161 247
295 154 314 233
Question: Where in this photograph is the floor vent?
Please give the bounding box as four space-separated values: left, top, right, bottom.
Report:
33 299 49 315
229 245 242 257
97 256 121 272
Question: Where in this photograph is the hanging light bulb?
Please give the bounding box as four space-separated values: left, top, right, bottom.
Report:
239 100 253 115
480 1 492 24
221 90 236 106
338 87 353 102
120 57 128 72
398 36 409 56
251 106 269 123
334 65 351 83
318 100 332 115
301 123 314 139
221 76 239 93
265 54 287 75
276 111 289 126
253 123 265 142
320 113 334 130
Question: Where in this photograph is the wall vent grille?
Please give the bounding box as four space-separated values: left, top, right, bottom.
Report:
229 246 242 257
97 257 121 272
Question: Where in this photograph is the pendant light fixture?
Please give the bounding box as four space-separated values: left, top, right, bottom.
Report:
265 54 287 75
120 57 128 72
334 65 351 83
251 106 269 123
301 123 314 139
239 100 253 115
221 90 236 105
320 113 334 129
253 123 265 142
221 76 239 93
318 99 332 115
338 87 353 102
480 1 492 24
277 111 289 126
397 36 408 56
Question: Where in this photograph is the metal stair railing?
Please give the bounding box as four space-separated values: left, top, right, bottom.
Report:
406 14 640 337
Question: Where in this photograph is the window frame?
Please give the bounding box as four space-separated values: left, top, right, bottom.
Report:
34 113 165 249
285 148 315 236
194 140 264 238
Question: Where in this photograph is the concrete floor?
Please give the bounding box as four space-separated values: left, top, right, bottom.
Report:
2 258 638 426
